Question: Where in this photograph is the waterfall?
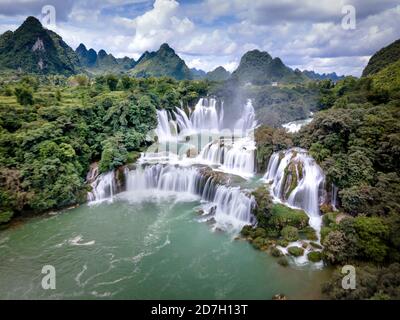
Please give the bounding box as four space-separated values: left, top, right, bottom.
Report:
154 97 255 141
174 107 193 135
155 109 178 142
264 148 325 233
87 97 258 232
190 98 221 132
198 137 255 178
125 164 202 195
234 99 257 134
155 98 223 141
282 112 313 133
123 164 255 231
212 185 256 231
87 171 117 203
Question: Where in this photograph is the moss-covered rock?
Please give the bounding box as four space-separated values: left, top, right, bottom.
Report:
281 226 299 241
270 247 283 257
307 251 322 262
254 126 293 173
0 210 13 224
252 237 268 251
251 186 273 228
288 246 304 257
269 204 309 230
265 228 280 238
277 239 289 247
310 242 323 250
322 212 338 227
320 203 333 214
241 225 253 237
283 162 299 199
126 151 141 164
300 226 318 241
277 257 289 267
199 167 230 186
254 227 267 238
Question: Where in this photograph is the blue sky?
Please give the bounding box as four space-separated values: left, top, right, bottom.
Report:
1 0 400 76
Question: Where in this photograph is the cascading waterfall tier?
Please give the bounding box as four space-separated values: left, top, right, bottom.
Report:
190 98 221 132
87 97 258 233
234 99 257 136
154 98 222 142
282 112 314 133
198 137 255 178
87 171 117 203
154 97 257 142
264 148 326 234
149 98 258 178
124 164 256 231
87 164 255 232
155 109 178 142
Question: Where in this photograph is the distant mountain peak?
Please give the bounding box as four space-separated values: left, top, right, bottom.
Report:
98 49 107 58
20 16 43 30
241 49 273 62
302 70 345 82
206 66 231 81
75 43 136 73
159 43 173 51
190 67 206 79
158 43 176 57
131 43 192 80
232 49 304 85
0 16 81 75
214 66 227 71
76 43 87 52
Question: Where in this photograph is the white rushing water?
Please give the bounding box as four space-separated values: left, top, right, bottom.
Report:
174 107 194 135
149 98 257 178
88 163 256 232
154 98 222 142
88 97 260 232
198 137 255 178
154 98 257 140
264 148 325 234
124 164 256 231
155 109 178 142
190 98 221 132
87 171 116 204
282 113 313 133
234 99 257 136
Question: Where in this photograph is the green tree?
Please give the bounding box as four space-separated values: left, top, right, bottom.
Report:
14 86 34 105
99 135 128 173
354 216 389 262
106 75 118 91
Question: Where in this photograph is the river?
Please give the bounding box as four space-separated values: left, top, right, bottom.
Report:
0 198 330 299
0 98 331 299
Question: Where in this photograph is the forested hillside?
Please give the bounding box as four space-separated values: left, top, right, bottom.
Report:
0 75 208 224
295 41 400 299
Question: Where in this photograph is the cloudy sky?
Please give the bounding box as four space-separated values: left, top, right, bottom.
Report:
1 0 400 76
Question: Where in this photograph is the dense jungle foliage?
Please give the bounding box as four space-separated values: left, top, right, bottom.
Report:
296 73 400 299
0 74 209 224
